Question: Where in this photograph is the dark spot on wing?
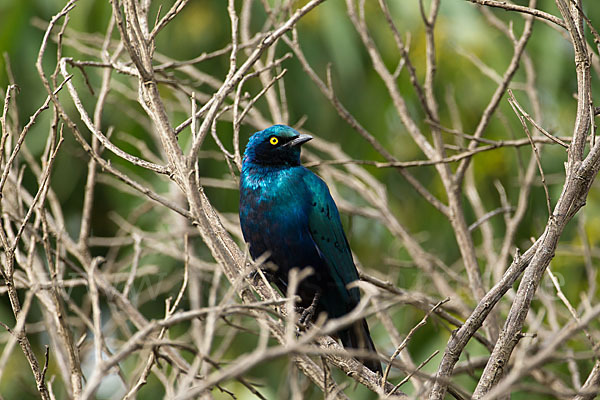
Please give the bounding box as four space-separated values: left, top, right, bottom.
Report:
335 241 342 252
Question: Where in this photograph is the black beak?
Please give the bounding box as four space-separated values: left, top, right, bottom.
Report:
284 134 313 148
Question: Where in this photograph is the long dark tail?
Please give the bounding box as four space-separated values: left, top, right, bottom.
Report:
339 318 382 375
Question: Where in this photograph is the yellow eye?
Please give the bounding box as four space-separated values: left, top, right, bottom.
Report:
269 136 279 145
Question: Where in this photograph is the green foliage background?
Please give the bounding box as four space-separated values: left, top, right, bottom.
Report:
0 0 599 399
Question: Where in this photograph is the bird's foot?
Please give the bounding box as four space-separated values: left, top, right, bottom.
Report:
248 269 259 281
248 267 275 283
298 292 321 330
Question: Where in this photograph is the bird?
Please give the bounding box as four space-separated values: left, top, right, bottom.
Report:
239 124 382 374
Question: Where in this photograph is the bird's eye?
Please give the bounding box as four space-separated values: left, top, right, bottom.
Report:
269 136 279 145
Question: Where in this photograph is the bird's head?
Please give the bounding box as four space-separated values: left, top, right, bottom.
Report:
242 125 312 167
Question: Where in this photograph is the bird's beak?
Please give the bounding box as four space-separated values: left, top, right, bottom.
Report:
284 134 313 148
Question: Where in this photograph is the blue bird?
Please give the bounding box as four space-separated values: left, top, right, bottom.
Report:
239 124 381 374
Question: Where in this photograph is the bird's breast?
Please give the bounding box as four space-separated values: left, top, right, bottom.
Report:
239 167 318 267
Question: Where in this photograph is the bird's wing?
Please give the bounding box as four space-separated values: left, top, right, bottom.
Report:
304 172 361 305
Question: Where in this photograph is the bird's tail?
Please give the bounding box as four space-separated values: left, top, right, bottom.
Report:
339 319 382 375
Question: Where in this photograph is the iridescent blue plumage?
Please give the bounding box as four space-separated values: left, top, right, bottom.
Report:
239 125 381 374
